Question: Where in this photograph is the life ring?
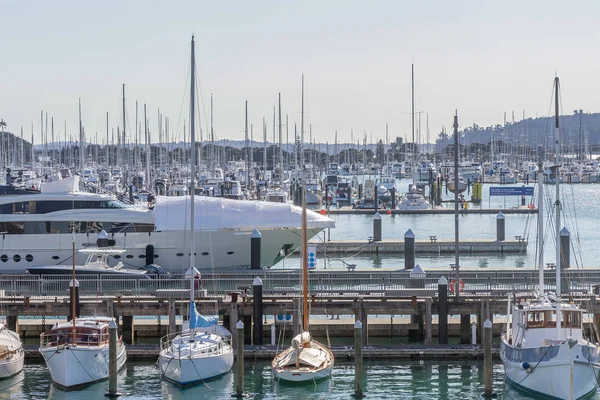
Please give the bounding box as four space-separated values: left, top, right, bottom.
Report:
449 279 465 293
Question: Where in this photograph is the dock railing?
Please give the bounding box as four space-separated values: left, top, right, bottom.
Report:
2 269 599 299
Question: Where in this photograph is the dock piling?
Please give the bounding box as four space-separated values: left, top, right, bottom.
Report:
252 277 263 345
471 321 477 345
373 212 382 242
104 319 121 398
250 229 262 270
424 298 432 345
460 315 471 344
496 212 505 241
168 299 176 335
270 322 276 345
409 265 425 342
404 229 415 270
354 320 365 398
234 320 245 397
438 276 448 345
483 319 493 397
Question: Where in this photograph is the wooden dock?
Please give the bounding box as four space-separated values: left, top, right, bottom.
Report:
310 239 527 254
325 207 537 215
22 343 499 361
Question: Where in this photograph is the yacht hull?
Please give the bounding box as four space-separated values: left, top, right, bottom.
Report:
0 349 24 379
501 340 599 400
158 351 234 386
0 228 323 273
40 342 126 390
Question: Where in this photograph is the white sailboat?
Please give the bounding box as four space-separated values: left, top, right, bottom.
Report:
500 77 600 400
272 81 334 382
158 35 234 386
0 323 24 379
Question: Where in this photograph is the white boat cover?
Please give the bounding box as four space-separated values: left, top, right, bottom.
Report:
0 324 21 351
154 196 335 231
276 346 326 368
291 332 312 349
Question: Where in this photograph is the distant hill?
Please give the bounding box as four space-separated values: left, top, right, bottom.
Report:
435 111 600 153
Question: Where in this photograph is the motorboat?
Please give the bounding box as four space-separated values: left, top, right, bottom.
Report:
26 246 166 278
0 175 334 273
0 323 24 379
40 316 127 390
500 77 600 400
397 187 430 210
447 175 467 193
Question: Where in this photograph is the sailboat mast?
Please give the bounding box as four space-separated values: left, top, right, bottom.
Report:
537 145 544 296
301 75 309 332
411 64 415 158
302 176 308 331
453 112 460 297
189 36 197 301
554 77 562 336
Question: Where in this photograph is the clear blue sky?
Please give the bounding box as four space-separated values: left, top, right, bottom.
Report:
2 0 599 145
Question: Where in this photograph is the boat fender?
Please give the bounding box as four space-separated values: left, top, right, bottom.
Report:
521 361 530 370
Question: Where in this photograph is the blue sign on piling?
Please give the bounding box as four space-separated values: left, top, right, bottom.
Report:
489 187 534 196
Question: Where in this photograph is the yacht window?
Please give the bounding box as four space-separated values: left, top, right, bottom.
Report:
527 311 545 328
544 311 556 328
563 311 581 329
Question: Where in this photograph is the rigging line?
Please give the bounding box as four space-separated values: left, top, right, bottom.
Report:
174 61 192 143
516 344 555 385
70 347 110 392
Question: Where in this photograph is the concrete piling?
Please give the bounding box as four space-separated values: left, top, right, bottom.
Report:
252 277 263 345
438 277 448 345
496 212 505 241
354 320 365 397
483 319 493 397
250 229 262 270
404 229 415 270
104 319 121 398
373 212 382 242
234 320 245 397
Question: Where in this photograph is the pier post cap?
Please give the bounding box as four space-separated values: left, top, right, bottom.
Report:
560 227 570 236
438 276 448 285
251 229 262 239
354 320 363 329
69 279 79 287
236 320 244 329
484 319 492 329
496 212 505 219
410 265 425 278
98 229 109 239
372 212 382 220
404 229 415 238
108 319 117 330
253 277 263 286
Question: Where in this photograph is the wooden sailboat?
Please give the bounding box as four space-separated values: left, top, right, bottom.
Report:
157 35 234 386
0 323 23 379
272 88 334 380
499 77 600 400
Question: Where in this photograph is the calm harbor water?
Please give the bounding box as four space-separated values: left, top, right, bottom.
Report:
277 180 600 272
0 360 586 400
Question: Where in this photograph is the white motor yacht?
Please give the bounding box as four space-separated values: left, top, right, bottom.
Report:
0 175 334 273
397 187 430 210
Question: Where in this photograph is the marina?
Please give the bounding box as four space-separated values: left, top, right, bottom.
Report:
5 2 600 398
